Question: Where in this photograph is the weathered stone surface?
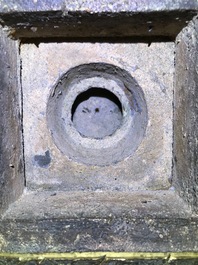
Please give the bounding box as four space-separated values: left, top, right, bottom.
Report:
173 17 198 212
1 214 198 253
1 190 196 254
0 26 24 215
21 42 173 191
0 0 197 13
0 0 197 39
3 190 192 220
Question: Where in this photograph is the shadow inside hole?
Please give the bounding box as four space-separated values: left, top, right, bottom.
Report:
71 87 123 120
71 87 123 139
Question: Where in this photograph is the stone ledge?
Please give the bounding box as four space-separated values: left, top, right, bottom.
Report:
0 0 197 39
1 190 197 253
3 190 192 220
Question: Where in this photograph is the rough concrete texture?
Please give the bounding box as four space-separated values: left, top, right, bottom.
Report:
1 190 197 253
21 42 174 191
0 0 197 13
4 190 192 220
173 16 198 211
0 27 24 214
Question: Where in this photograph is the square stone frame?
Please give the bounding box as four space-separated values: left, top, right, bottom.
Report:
0 0 197 263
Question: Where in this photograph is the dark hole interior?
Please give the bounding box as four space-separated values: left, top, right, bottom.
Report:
71 87 122 119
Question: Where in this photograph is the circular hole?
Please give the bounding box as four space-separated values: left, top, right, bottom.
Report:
47 63 148 166
71 87 123 139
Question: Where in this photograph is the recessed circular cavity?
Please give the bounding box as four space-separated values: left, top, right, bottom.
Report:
47 63 148 166
71 87 123 139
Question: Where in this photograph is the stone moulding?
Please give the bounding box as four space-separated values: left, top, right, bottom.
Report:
0 0 197 39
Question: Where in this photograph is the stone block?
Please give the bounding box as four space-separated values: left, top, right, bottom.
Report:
21 42 174 191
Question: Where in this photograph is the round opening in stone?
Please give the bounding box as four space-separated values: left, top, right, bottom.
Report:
71 87 123 139
47 63 148 166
